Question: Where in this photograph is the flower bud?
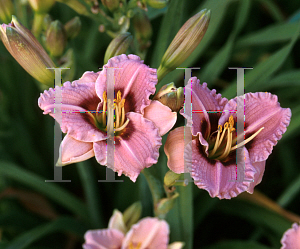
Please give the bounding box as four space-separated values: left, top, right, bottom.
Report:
164 170 181 187
45 20 67 57
153 83 184 112
0 0 14 23
122 202 142 229
0 16 55 86
157 9 210 81
155 192 179 218
101 0 120 12
132 10 152 50
28 0 56 13
64 16 81 39
146 0 168 9
104 32 132 64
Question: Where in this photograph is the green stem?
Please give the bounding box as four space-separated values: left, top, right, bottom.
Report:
32 12 46 38
76 161 105 228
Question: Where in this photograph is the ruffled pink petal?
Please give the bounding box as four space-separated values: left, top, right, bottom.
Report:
94 112 161 182
247 161 266 194
56 134 94 166
281 223 300 249
164 127 185 174
95 54 157 114
38 81 106 142
188 139 257 199
219 92 291 162
144 100 177 136
122 218 169 249
73 71 100 84
83 229 124 249
181 77 228 138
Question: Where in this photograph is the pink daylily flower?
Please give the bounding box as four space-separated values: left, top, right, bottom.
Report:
281 223 300 249
38 54 177 181
83 210 184 249
165 77 291 199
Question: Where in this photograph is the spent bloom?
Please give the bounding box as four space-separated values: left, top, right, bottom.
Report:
165 77 291 199
83 210 184 249
281 223 300 249
0 16 55 86
38 54 177 181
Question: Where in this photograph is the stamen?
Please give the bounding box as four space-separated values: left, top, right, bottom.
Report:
116 90 122 103
121 99 125 126
209 125 222 157
102 91 107 122
115 102 120 128
218 125 233 160
231 127 264 151
115 118 130 132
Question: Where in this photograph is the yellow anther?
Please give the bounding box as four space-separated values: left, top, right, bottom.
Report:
229 115 234 126
116 90 122 103
120 99 125 108
224 122 229 130
103 91 107 102
218 125 222 133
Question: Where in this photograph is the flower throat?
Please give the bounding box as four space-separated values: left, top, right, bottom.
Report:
95 90 129 133
207 115 264 161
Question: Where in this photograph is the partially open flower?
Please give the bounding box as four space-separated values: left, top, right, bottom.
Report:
38 54 177 181
165 77 291 199
0 16 55 86
281 223 300 249
83 210 184 249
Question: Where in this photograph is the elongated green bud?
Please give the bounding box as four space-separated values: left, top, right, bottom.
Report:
122 202 142 230
101 0 120 12
157 9 210 81
132 10 152 50
28 0 56 13
64 16 81 39
0 16 55 86
104 32 132 64
145 0 168 9
154 83 184 112
0 0 14 23
45 20 67 57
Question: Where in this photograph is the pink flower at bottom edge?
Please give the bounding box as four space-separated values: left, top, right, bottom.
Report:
281 223 300 249
164 77 291 199
38 54 177 182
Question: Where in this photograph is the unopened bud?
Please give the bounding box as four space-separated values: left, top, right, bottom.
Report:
28 0 56 13
155 192 179 218
146 0 168 9
157 9 210 81
45 20 67 57
64 16 81 39
0 16 55 86
164 170 181 187
0 0 14 23
123 202 142 229
132 10 152 49
154 83 184 112
108 210 127 234
104 32 132 64
101 0 119 12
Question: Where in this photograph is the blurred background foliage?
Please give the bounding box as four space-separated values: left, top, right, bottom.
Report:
0 0 300 248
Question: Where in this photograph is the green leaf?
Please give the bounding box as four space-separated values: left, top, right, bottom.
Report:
257 0 285 22
264 70 300 88
199 0 251 83
0 161 89 222
6 217 87 249
222 21 300 98
236 22 300 47
203 240 272 249
167 184 193 249
216 198 291 237
77 161 104 228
